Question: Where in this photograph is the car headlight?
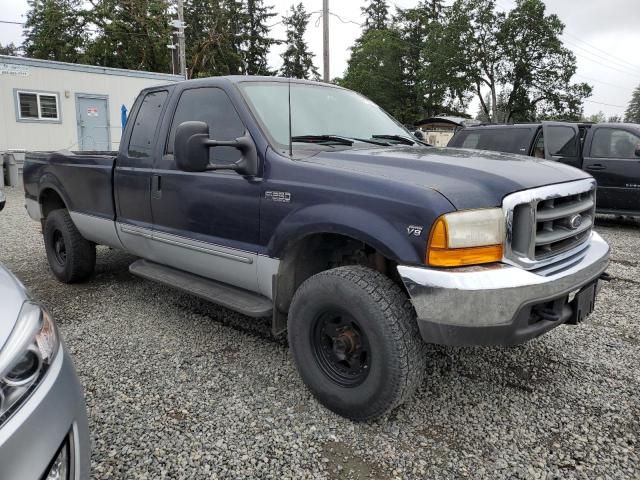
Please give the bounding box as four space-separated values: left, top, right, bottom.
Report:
0 301 59 423
427 208 505 267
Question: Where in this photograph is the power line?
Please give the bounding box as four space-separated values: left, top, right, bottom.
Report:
562 37 640 78
574 73 634 90
584 99 626 109
564 31 640 72
0 19 23 25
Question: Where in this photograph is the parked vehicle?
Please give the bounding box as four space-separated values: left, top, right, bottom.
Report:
0 262 90 479
24 77 610 420
448 122 640 216
0 189 5 212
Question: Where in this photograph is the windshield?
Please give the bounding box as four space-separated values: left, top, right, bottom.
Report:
239 81 410 147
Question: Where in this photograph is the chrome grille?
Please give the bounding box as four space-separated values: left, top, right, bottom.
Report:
503 179 596 270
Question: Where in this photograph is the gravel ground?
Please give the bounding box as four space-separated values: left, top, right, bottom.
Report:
1 185 638 479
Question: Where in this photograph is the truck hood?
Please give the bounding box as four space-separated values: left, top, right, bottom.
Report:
0 264 29 350
304 146 591 209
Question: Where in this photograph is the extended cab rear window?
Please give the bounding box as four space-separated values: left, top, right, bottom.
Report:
450 128 533 155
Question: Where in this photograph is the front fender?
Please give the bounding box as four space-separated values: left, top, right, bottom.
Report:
267 204 425 264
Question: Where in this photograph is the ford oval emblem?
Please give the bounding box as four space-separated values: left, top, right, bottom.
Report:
569 213 583 230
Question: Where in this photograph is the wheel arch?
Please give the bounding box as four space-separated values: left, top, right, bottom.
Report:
269 206 423 329
38 175 71 220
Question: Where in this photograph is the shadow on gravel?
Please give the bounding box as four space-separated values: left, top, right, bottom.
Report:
594 214 640 229
89 247 282 344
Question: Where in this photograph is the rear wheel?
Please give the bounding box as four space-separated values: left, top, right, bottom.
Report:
288 265 426 421
44 209 96 283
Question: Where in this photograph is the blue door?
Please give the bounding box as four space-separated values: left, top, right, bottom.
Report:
76 95 111 151
150 87 262 293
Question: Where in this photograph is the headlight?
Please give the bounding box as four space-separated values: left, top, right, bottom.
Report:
0 302 59 423
427 208 505 267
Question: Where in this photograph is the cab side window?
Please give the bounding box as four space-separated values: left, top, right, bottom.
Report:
591 128 640 159
545 126 578 157
533 132 545 158
128 91 168 158
166 87 245 165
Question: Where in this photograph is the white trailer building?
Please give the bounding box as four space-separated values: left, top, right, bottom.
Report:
0 55 181 153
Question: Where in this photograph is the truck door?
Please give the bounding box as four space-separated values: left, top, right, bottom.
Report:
541 122 581 168
150 86 261 293
114 90 168 259
583 126 640 214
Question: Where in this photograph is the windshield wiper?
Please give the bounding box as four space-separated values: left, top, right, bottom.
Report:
291 135 354 146
372 134 416 145
291 134 392 147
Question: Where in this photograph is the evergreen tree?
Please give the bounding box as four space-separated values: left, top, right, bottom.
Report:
243 0 278 75
362 0 389 32
23 0 87 62
280 3 318 79
625 84 640 123
340 28 408 121
84 0 172 72
0 43 21 56
185 0 244 78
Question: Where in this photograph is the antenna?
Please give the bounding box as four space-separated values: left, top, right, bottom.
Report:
288 78 293 157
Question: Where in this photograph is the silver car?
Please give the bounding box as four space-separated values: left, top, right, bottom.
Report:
0 262 90 479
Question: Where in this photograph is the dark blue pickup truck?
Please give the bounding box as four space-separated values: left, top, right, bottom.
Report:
24 77 610 420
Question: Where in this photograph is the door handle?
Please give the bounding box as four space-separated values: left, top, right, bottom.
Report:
585 164 606 171
151 174 162 200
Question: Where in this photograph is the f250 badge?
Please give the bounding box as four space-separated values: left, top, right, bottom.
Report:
265 191 291 203
407 225 423 236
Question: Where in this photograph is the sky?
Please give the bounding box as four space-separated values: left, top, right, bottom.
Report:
1 0 639 118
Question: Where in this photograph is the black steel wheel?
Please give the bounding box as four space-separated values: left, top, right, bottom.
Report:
44 209 96 283
312 310 371 387
52 230 68 267
288 265 426 421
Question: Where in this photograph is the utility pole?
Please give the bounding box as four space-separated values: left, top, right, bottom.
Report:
176 0 187 79
322 0 329 82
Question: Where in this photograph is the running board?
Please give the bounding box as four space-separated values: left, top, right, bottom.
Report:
129 259 273 318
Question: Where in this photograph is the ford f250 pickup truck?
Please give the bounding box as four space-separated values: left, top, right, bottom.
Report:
448 121 640 216
24 77 610 421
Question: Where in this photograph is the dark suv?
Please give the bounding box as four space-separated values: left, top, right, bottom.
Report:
449 122 640 216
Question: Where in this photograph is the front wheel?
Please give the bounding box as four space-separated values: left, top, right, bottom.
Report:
288 266 426 421
44 209 96 283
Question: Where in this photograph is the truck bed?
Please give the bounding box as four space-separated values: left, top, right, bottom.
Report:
23 150 118 220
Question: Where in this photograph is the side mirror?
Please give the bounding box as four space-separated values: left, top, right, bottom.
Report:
413 130 425 141
635 144 640 157
174 121 259 176
0 190 5 212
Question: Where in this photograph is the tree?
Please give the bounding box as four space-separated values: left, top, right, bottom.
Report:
395 0 470 121
280 3 318 79
362 0 389 32
183 0 244 78
23 0 87 62
625 84 640 123
586 111 605 123
84 0 172 72
340 28 408 121
0 42 21 56
243 0 278 75
448 0 591 123
608 115 622 123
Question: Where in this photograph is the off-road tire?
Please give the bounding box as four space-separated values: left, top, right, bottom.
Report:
288 265 426 421
44 209 96 283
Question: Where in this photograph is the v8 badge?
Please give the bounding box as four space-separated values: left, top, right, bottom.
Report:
407 225 423 237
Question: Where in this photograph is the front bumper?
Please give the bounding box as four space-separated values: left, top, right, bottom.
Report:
0 345 90 479
398 232 610 346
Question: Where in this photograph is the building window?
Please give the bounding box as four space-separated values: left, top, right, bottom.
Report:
16 91 60 121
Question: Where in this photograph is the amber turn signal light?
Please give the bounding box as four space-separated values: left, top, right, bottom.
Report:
427 215 504 267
